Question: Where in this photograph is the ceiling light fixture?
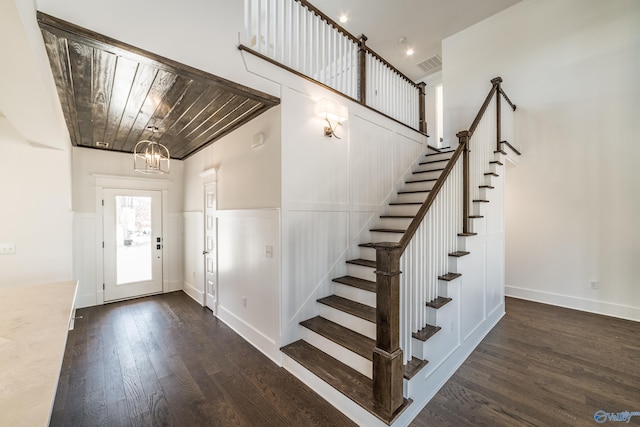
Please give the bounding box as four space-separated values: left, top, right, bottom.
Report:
134 126 170 174
339 15 348 23
406 48 415 56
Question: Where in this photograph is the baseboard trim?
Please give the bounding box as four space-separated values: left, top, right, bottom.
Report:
505 286 640 322
217 305 282 366
182 281 204 306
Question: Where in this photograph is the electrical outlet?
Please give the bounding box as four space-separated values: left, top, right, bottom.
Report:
0 243 16 255
590 280 598 290
265 245 273 258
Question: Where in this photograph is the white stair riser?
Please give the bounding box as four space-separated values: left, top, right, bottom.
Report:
424 151 454 161
334 283 376 308
413 286 460 362
300 328 372 378
317 304 376 339
479 187 492 200
387 204 421 216
469 216 486 235
472 201 488 217
358 246 376 260
370 231 403 243
414 163 446 173
395 192 429 204
378 217 413 230
410 170 441 180
402 180 436 192
437 277 459 299
346 264 377 282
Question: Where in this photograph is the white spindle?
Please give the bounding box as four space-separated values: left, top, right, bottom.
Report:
398 159 463 365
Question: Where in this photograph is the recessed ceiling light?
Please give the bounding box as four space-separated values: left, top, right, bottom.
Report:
406 48 415 56
339 15 348 23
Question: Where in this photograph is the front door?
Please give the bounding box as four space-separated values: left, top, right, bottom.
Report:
204 183 217 312
103 189 163 301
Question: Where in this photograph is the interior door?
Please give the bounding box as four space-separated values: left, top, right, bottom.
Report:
103 189 163 301
204 183 217 312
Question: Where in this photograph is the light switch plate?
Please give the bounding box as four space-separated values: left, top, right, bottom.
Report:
0 243 16 255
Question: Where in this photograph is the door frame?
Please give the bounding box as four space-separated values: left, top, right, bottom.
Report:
94 174 170 305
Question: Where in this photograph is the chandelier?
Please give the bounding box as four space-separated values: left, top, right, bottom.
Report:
134 126 170 174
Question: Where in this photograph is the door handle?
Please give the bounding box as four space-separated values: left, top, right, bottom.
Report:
202 251 209 255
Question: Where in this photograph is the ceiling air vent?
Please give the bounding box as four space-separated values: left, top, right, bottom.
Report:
417 54 442 75
95 141 110 149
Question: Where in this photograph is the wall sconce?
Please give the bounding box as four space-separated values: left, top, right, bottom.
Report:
314 98 348 139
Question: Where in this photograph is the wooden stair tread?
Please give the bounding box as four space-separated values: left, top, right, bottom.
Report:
449 251 470 257
484 172 499 177
419 159 448 165
370 228 406 234
479 185 494 189
413 168 444 174
380 215 415 219
438 272 462 281
317 295 375 323
412 324 442 342
346 258 376 268
406 178 437 184
389 202 422 205
404 357 428 380
333 276 376 293
489 160 504 166
424 152 453 158
281 340 411 424
494 149 507 155
426 297 452 309
300 316 374 360
473 199 490 203
500 141 522 156
458 232 478 237
469 215 484 218
398 189 431 194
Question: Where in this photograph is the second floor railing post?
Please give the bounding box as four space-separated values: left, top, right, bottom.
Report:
457 131 471 234
358 34 368 105
373 242 404 418
418 82 427 134
491 77 503 152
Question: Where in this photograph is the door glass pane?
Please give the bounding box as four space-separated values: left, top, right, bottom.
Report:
116 195 152 285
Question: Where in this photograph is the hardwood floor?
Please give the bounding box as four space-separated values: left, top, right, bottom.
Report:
50 292 356 426
411 297 640 426
51 293 640 426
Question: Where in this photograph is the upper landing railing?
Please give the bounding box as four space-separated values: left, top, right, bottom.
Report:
240 0 427 134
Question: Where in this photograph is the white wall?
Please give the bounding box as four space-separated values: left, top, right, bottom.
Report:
71 147 185 307
0 117 72 288
182 105 281 360
36 0 279 100
443 0 640 320
239 54 427 346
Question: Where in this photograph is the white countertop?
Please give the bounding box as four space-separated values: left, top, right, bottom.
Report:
0 281 78 427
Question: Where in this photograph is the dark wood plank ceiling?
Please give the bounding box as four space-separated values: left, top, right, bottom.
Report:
37 12 279 160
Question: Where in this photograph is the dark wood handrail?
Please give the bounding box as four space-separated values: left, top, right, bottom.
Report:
294 0 419 89
499 88 517 111
398 142 465 251
371 77 517 417
469 78 501 136
295 0 361 44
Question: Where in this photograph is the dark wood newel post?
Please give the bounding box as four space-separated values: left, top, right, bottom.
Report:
457 131 471 234
373 242 403 417
358 35 368 105
491 77 502 152
418 82 427 134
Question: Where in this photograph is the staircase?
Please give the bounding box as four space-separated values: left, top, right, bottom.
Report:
282 147 467 424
